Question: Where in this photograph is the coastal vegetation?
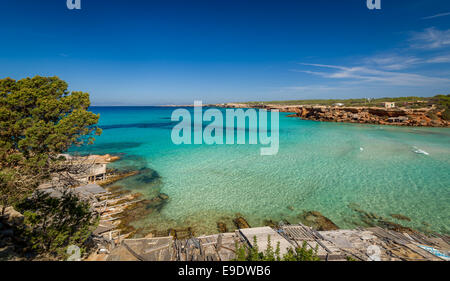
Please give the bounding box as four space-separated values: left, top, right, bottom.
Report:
234 236 320 261
1 76 448 261
16 191 96 259
246 95 449 109
0 76 101 259
431 94 450 121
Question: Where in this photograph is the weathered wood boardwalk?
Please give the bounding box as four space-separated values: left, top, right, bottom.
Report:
95 223 450 261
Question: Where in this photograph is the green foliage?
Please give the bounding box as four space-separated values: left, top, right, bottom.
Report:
246 96 432 107
0 76 101 209
15 191 98 258
443 110 450 121
281 241 320 261
234 236 319 261
234 241 248 261
245 95 450 110
0 76 101 258
247 94 450 122
249 236 260 260
431 94 450 121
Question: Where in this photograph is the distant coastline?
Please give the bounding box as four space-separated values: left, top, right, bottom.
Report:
159 95 450 127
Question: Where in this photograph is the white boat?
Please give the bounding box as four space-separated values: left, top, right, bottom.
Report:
413 146 429 155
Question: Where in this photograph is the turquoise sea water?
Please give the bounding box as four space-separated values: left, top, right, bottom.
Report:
73 106 450 235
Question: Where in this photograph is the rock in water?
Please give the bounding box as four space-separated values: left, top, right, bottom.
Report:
298 211 339 231
378 220 416 234
158 193 169 201
263 219 278 228
233 216 250 229
217 222 228 233
390 214 411 222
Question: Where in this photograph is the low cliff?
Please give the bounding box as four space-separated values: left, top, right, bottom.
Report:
286 106 449 127
213 103 449 127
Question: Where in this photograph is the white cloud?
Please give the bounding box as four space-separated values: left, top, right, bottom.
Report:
410 27 450 49
422 12 450 20
295 63 450 86
362 53 450 70
287 27 450 95
363 54 421 70
425 55 450 63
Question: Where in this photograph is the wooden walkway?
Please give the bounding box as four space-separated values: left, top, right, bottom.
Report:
100 224 450 261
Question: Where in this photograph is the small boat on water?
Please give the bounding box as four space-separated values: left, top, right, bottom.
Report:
413 146 429 155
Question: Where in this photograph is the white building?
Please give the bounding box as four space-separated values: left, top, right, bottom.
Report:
383 102 395 108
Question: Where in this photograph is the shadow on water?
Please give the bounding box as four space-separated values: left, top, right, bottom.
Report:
109 154 149 171
107 154 163 199
100 122 175 130
100 120 280 135
135 168 161 185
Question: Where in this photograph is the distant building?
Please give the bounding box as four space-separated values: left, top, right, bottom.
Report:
383 102 395 108
63 154 108 183
333 103 344 107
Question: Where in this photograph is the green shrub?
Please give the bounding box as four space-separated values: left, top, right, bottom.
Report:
442 109 450 121
16 191 98 259
234 236 320 261
282 241 320 261
431 94 450 121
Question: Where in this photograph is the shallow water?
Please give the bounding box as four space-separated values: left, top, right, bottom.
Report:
72 106 450 235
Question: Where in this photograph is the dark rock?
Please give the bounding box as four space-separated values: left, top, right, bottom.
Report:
367 212 381 220
0 229 14 237
348 205 418 232
348 203 363 213
158 193 169 201
116 199 154 234
378 220 416 234
168 227 193 239
233 216 250 229
263 219 277 228
390 214 411 222
217 222 228 233
149 193 169 206
298 211 339 231
0 206 24 227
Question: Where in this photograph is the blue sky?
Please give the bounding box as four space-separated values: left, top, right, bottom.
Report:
1 0 449 105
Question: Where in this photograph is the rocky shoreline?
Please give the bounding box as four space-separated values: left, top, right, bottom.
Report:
4 153 448 261
89 209 450 261
77 150 450 261
96 157 448 241
211 103 449 127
